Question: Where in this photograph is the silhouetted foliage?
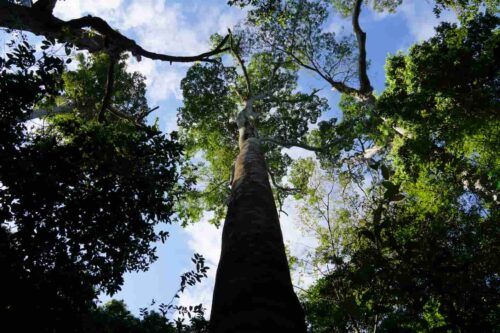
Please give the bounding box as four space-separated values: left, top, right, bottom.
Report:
86 298 209 333
0 40 187 332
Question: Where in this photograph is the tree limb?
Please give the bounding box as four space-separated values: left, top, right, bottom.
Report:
32 0 56 12
260 0 374 101
260 137 339 153
0 2 230 63
137 106 159 122
262 36 362 97
265 166 289 216
229 29 252 98
267 167 298 194
352 0 372 95
106 106 150 129
98 53 117 122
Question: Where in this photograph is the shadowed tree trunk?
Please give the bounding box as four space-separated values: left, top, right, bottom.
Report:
209 134 306 332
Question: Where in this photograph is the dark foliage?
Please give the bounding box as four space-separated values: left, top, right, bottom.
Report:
0 40 185 332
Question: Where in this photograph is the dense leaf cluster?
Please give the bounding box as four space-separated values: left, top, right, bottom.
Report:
0 41 185 331
63 53 150 120
295 14 499 332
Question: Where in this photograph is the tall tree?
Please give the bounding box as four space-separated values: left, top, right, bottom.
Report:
231 1 499 332
177 34 332 330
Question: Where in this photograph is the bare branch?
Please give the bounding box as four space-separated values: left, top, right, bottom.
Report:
352 0 372 95
137 106 159 122
0 2 230 63
261 35 361 97
267 168 299 194
106 106 151 129
229 30 252 98
260 137 340 153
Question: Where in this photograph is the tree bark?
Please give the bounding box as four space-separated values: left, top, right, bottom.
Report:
209 137 306 333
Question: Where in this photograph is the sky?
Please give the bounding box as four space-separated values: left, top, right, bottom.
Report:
2 0 457 320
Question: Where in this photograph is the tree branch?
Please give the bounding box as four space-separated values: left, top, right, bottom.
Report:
352 0 372 95
267 168 299 194
229 30 252 98
0 2 230 63
32 0 56 12
98 53 117 122
136 106 159 122
106 106 151 129
269 176 289 217
263 36 361 97
260 137 339 153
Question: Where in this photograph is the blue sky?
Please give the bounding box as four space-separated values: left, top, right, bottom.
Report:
3 0 457 319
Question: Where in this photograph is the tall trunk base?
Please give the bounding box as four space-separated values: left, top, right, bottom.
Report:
209 138 306 333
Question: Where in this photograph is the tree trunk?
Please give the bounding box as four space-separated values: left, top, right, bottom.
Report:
209 137 306 333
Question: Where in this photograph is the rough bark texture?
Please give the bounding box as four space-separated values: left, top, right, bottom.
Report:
209 137 306 333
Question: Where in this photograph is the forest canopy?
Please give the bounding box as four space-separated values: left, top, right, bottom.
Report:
0 0 498 332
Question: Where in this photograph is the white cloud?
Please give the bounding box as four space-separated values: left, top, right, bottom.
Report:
282 147 316 160
54 0 124 21
149 66 185 102
177 217 222 317
126 57 184 106
325 11 346 36
184 219 222 267
197 5 246 37
53 0 82 20
398 2 457 42
54 0 243 105
119 0 162 29
326 21 344 35
122 1 206 56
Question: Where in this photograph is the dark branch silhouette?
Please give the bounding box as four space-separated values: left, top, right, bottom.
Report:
0 1 230 63
352 0 372 96
32 0 56 12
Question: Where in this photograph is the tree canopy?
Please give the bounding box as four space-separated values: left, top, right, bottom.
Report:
223 0 499 331
0 39 188 331
1 0 499 332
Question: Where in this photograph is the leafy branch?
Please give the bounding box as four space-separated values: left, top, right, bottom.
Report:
139 253 209 321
